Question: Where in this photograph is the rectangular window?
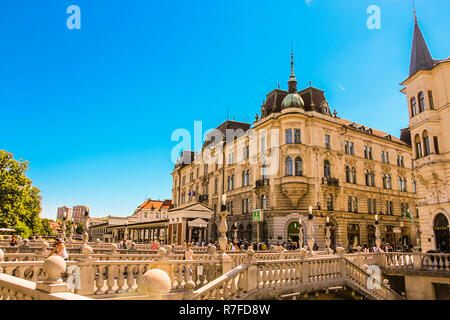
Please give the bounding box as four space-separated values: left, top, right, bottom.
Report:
372 199 376 213
424 137 431 156
386 151 389 164
204 164 208 175
428 90 434 110
345 141 349 154
369 147 373 160
381 151 385 163
294 129 301 144
325 135 330 149
433 137 439 154
286 129 292 144
367 198 372 214
350 142 354 155
364 146 368 159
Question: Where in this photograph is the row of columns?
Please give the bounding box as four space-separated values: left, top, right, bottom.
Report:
187 226 207 243
115 226 168 243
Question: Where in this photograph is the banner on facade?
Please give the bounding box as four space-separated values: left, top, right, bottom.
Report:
252 209 263 222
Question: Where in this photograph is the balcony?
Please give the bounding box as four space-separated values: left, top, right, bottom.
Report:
322 177 339 186
280 175 308 207
255 179 269 188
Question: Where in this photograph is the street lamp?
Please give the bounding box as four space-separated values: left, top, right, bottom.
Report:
375 213 381 250
307 205 315 253
218 194 228 253
325 216 331 254
233 222 238 244
298 217 304 249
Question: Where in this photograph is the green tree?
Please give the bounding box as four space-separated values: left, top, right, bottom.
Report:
75 223 83 234
0 150 42 238
39 218 54 237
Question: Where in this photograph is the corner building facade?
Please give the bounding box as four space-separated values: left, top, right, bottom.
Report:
171 54 419 250
401 17 450 252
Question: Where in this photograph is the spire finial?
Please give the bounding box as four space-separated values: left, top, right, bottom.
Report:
288 43 298 93
413 0 417 22
290 41 294 76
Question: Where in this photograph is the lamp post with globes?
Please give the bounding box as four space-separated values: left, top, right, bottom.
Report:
298 217 304 249
307 205 315 253
375 214 381 251
325 216 331 253
218 194 228 254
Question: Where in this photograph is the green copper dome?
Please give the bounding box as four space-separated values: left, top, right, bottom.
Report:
281 93 304 109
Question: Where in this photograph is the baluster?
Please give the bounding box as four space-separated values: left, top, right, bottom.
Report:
256 265 262 287
126 265 135 292
135 265 144 289
95 265 105 295
222 279 230 300
229 275 238 298
116 265 125 293
106 266 116 294
177 264 184 289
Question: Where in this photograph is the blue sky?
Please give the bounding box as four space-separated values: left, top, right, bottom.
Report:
1 0 449 219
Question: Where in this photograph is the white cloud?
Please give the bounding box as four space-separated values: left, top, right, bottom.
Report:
337 84 347 92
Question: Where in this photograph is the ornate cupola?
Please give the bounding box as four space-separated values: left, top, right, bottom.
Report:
281 50 304 109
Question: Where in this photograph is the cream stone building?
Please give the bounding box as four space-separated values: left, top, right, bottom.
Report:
171 51 419 250
400 16 450 253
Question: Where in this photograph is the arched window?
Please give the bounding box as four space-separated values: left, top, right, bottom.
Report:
402 177 407 192
285 157 293 176
418 91 426 112
382 174 387 189
294 157 303 176
370 171 375 187
398 176 402 191
345 166 351 183
365 170 370 186
246 170 250 186
386 174 391 189
324 160 331 178
242 171 246 187
415 134 423 159
352 167 357 184
412 179 416 194
423 130 431 156
410 97 418 117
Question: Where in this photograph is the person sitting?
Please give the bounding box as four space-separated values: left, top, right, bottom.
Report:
47 238 69 260
9 233 17 246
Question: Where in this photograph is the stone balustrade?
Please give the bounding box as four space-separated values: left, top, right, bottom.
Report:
190 252 400 300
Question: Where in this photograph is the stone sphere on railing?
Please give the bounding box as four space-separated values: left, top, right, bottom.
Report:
139 269 171 299
185 280 195 292
335 246 345 254
383 279 390 286
356 246 362 252
43 256 66 283
41 241 49 249
361 264 369 271
246 247 254 257
163 245 172 254
81 244 93 256
0 248 4 261
157 247 167 258
210 246 217 254
110 243 118 252
22 239 29 247
95 238 101 245
299 248 308 256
